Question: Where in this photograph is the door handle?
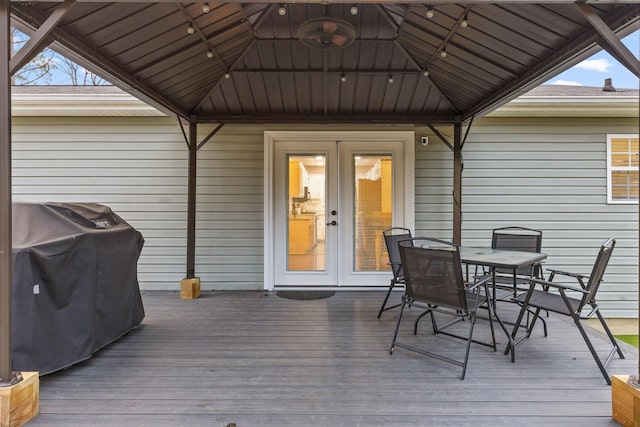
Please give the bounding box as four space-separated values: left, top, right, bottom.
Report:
326 220 337 226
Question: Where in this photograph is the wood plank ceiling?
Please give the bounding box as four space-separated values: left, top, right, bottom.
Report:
9 2 640 124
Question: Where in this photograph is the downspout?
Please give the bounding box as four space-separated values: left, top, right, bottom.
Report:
453 121 463 245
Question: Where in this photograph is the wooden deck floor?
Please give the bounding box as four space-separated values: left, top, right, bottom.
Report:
29 290 638 426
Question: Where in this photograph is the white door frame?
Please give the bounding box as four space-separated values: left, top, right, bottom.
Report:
264 130 415 291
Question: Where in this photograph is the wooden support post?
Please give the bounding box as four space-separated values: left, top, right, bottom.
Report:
186 119 197 279
612 375 640 426
0 372 39 426
180 277 201 299
181 119 200 297
0 4 39 424
0 0 13 385
452 122 462 245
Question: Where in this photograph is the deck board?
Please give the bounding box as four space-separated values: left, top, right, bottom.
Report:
29 290 638 426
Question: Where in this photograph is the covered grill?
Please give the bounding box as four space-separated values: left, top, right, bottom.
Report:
11 202 145 374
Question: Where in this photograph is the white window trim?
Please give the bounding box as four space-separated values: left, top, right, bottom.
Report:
607 133 639 204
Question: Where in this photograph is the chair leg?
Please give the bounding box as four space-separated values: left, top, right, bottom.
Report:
413 308 433 335
571 314 615 385
378 280 401 318
389 295 407 355
524 306 547 337
460 311 477 380
483 295 497 351
596 311 625 359
505 290 538 358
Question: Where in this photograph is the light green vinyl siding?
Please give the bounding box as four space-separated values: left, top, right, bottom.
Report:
11 117 267 291
195 125 265 289
459 117 638 318
10 115 639 317
413 129 453 241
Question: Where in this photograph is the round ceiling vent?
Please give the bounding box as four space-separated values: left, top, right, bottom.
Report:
298 17 356 50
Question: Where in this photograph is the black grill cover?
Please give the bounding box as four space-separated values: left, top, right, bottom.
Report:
11 202 145 374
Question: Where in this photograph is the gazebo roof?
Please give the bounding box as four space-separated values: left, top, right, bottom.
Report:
9 1 640 124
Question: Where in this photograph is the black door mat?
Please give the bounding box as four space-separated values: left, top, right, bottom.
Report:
276 291 335 300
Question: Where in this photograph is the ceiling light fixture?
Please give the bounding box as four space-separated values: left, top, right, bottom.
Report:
202 3 210 13
186 24 195 34
340 74 347 83
422 68 429 77
388 75 394 84
461 13 469 28
440 48 447 58
350 5 358 15
278 4 287 16
206 51 214 58
224 72 231 79
426 6 434 19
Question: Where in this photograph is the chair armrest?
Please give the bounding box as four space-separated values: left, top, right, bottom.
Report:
545 268 587 281
466 274 493 291
525 277 588 295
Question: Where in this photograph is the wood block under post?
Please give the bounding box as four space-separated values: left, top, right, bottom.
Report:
180 277 201 299
612 375 640 426
0 371 39 426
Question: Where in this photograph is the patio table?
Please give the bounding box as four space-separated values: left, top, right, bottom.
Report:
458 246 548 362
459 246 547 273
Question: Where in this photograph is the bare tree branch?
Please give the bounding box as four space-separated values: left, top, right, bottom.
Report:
12 28 108 86
12 28 55 84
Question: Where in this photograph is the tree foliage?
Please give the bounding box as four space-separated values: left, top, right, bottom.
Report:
12 28 108 86
11 28 55 85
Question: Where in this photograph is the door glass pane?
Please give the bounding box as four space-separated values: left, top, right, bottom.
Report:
354 155 393 271
287 155 325 271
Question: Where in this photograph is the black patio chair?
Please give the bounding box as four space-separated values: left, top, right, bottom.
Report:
377 227 413 318
507 238 624 385
491 226 544 298
389 237 497 380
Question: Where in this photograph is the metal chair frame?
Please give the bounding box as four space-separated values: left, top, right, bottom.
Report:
389 237 497 380
491 226 544 297
486 226 549 336
377 227 412 318
506 238 624 385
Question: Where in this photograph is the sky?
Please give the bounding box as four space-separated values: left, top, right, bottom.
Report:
543 30 639 89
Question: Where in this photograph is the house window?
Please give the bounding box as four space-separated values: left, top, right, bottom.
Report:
608 134 639 204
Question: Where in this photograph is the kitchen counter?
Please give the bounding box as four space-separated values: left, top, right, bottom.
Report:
289 214 318 254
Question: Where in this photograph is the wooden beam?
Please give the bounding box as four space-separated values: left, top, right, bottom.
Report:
196 123 224 151
428 125 454 151
375 5 420 72
577 2 640 78
37 0 598 4
9 0 75 75
452 122 462 246
197 113 457 124
0 0 13 385
186 120 197 279
195 39 257 112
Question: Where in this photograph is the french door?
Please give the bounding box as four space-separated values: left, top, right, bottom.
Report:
265 131 414 290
